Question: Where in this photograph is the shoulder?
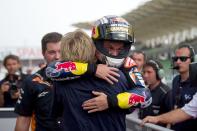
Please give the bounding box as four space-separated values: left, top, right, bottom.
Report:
173 75 180 83
23 68 47 87
158 82 171 94
172 75 181 90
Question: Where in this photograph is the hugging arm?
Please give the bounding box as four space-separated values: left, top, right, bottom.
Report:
46 61 120 84
82 57 152 112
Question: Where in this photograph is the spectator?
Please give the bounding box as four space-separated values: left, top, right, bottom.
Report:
0 54 27 107
168 44 197 131
142 92 197 125
129 50 147 117
130 50 146 72
14 32 63 131
139 60 170 126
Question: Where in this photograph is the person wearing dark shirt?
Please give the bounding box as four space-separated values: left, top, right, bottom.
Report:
14 32 62 131
169 44 197 131
139 60 170 126
46 16 152 113
0 54 27 107
142 92 197 125
14 32 120 131
51 29 150 131
130 50 146 72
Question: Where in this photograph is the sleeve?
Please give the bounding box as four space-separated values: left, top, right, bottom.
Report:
46 61 97 81
182 92 197 118
14 78 36 116
108 57 152 109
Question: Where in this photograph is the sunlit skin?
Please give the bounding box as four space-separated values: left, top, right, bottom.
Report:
132 52 145 72
103 41 124 56
143 66 160 90
174 47 191 81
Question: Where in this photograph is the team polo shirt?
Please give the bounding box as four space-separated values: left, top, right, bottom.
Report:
52 71 129 131
182 92 197 118
139 82 170 119
170 75 197 131
15 67 58 131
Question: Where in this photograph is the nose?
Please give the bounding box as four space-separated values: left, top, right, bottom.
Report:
110 50 119 56
55 52 60 60
176 58 182 64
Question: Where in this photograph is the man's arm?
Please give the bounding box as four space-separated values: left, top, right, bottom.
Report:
15 116 31 131
142 109 192 125
46 61 120 84
142 92 197 125
83 57 152 112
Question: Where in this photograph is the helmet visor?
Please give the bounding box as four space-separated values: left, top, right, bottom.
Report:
95 40 131 59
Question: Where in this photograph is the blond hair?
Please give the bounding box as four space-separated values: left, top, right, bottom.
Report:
61 29 96 63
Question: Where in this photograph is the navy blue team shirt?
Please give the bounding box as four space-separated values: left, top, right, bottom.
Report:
51 71 130 131
15 67 59 131
169 75 197 131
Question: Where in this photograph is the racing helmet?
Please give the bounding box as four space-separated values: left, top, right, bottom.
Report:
91 15 134 67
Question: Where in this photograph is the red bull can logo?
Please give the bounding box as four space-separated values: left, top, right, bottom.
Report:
56 62 76 71
128 93 145 105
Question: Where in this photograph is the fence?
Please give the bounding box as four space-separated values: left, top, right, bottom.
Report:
0 108 174 131
0 108 17 131
126 115 174 131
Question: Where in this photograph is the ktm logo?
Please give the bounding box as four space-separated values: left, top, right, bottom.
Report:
32 76 50 86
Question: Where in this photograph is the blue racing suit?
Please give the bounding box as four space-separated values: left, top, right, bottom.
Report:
46 57 152 109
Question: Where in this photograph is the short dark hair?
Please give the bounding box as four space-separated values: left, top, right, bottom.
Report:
144 59 163 80
41 32 62 53
3 54 20 67
176 44 195 62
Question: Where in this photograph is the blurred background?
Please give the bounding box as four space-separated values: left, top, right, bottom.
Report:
0 0 149 78
1 0 197 130
0 0 197 85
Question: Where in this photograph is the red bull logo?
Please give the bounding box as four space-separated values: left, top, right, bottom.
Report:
128 93 145 105
56 62 76 71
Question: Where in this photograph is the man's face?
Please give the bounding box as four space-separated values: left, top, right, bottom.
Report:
143 66 158 88
174 47 191 74
5 59 21 75
103 41 124 57
132 53 145 71
43 42 61 64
